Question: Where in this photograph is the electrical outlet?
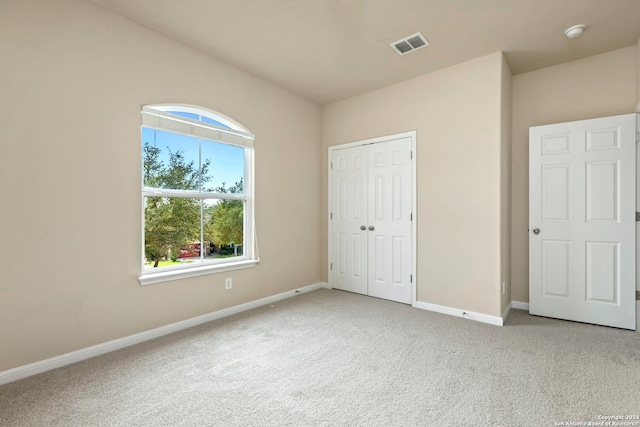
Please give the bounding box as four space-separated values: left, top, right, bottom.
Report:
225 278 232 290
502 281 506 295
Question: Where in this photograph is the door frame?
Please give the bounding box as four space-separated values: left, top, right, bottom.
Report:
328 131 417 306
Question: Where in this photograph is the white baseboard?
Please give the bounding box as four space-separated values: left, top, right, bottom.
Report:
414 301 505 326
0 282 328 386
511 301 530 311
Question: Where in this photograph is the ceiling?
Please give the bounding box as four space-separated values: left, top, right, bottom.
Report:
88 0 640 105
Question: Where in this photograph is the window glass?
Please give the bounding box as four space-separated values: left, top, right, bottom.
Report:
144 196 202 269
201 141 244 193
201 116 230 129
204 198 244 259
167 111 200 121
166 110 231 129
143 130 200 191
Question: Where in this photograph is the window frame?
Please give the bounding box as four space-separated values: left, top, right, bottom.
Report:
138 104 258 286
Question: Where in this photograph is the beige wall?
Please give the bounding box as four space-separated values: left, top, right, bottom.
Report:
0 0 322 371
500 58 513 313
322 52 510 317
510 46 637 303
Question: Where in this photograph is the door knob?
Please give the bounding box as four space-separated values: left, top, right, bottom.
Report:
368 225 375 231
360 225 366 231
532 228 540 235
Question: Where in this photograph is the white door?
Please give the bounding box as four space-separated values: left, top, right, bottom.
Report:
330 145 368 296
529 114 636 330
330 136 413 304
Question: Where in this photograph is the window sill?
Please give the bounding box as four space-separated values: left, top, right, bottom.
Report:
138 258 259 286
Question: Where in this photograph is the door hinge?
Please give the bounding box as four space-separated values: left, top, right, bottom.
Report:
637 290 640 301
331 161 333 169
636 132 640 144
330 263 333 271
410 213 413 221
330 212 333 220
636 212 640 222
410 151 413 159
410 275 413 283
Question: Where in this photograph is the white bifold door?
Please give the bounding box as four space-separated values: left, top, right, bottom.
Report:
329 136 413 304
529 114 636 330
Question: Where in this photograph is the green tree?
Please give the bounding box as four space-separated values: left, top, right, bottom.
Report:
205 179 244 249
143 142 210 267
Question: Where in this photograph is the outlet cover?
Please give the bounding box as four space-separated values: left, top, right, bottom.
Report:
225 278 232 290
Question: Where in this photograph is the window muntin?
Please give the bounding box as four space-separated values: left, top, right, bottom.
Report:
140 105 255 278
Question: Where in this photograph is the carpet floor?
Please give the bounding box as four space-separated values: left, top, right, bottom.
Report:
1 288 639 426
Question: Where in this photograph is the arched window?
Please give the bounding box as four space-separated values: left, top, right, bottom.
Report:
139 104 257 285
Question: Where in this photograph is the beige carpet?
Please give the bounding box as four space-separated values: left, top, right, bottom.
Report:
1 288 639 426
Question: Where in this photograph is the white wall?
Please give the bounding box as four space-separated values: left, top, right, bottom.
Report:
322 52 511 318
0 0 322 371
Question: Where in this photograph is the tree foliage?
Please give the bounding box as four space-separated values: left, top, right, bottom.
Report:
205 180 244 247
145 196 200 266
143 142 210 267
143 141 245 267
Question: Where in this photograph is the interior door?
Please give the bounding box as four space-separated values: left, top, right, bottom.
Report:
330 137 413 304
366 139 412 303
529 114 636 330
330 145 368 296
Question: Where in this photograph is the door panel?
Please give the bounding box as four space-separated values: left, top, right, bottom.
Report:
542 240 570 297
542 133 571 154
585 241 618 303
585 160 618 222
586 127 620 151
529 114 636 330
542 164 570 221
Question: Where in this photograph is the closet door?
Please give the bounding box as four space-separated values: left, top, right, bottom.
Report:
329 137 413 304
367 138 413 304
330 145 368 296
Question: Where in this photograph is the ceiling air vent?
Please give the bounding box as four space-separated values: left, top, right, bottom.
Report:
391 32 429 55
